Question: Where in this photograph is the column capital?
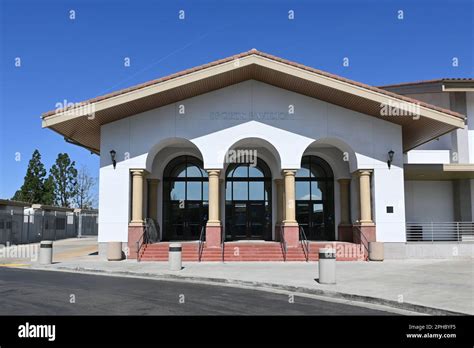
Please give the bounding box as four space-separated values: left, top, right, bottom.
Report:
357 169 373 177
130 168 147 176
206 169 221 177
282 169 297 176
337 178 351 184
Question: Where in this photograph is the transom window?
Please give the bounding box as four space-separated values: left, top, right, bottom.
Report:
225 161 271 201
163 156 208 201
296 156 333 201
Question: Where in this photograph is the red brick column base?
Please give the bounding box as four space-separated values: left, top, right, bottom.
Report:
338 224 354 242
128 224 145 259
357 224 376 242
353 223 376 260
206 224 222 248
283 224 299 248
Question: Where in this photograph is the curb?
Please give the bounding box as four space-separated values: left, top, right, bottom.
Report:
30 265 467 316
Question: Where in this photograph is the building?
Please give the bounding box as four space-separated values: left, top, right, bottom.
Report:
41 50 473 261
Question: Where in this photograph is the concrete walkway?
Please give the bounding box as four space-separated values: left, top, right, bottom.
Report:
1 238 472 315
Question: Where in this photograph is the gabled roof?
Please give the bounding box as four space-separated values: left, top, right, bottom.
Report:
42 49 466 154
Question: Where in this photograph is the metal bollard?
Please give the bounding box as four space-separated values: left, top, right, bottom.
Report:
318 248 336 284
39 241 53 265
169 243 182 271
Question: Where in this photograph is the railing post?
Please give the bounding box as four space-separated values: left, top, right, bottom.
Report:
431 221 434 243
78 212 83 238
54 211 57 241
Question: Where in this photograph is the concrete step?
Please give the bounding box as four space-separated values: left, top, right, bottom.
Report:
139 242 364 261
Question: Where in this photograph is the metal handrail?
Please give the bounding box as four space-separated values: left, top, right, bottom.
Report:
406 222 474 242
299 225 310 262
353 225 369 261
147 218 159 243
198 225 206 262
136 218 160 262
279 224 287 262
221 225 225 263
136 219 149 262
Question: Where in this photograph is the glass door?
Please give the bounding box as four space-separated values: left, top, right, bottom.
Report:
232 203 247 239
186 201 204 240
225 160 272 241
248 201 266 239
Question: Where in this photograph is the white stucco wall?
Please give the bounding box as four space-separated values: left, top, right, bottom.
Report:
466 92 474 163
98 80 406 243
404 181 454 222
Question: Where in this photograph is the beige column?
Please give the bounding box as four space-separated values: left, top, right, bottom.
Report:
282 170 298 225
207 170 221 225
131 169 146 225
358 170 373 225
275 179 284 224
338 178 351 225
147 179 159 222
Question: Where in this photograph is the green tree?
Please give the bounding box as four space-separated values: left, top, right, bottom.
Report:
50 153 78 207
41 175 56 205
12 150 48 204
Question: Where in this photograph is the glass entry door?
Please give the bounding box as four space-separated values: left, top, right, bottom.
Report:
163 156 208 241
166 201 207 240
295 156 335 241
296 202 332 240
225 160 272 241
226 201 267 240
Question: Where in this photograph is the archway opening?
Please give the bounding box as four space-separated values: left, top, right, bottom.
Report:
295 156 335 240
162 155 208 241
225 159 272 241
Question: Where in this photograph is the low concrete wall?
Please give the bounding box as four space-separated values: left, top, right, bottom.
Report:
384 242 474 259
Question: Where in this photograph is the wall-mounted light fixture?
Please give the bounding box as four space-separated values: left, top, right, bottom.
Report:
110 150 117 169
387 150 395 169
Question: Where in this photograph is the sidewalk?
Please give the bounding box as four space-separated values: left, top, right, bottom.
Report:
28 254 474 315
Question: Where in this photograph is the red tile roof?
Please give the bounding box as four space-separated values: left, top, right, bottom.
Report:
42 49 466 119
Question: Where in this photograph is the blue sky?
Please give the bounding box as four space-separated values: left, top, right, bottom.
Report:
0 0 472 200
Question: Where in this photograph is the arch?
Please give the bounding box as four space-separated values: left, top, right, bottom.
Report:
303 137 358 173
191 121 312 169
145 137 204 172
220 136 282 177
